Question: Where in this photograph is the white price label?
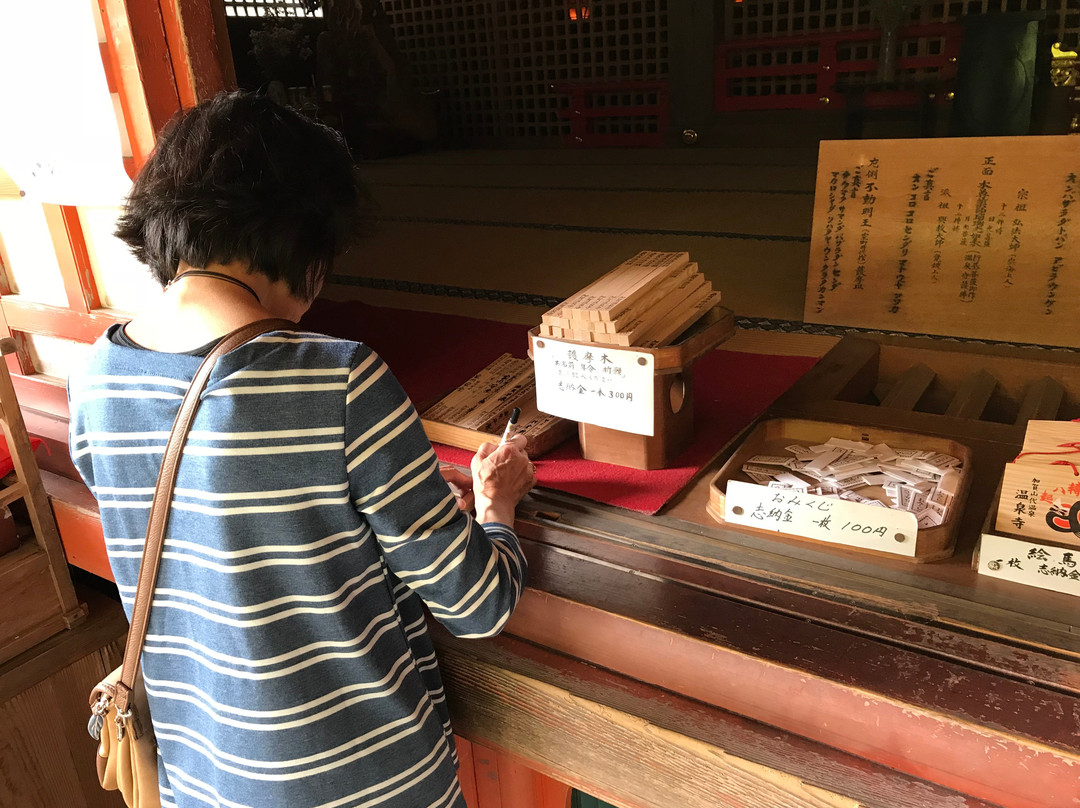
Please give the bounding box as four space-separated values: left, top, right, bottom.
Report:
978 533 1080 598
533 337 655 436
724 480 918 557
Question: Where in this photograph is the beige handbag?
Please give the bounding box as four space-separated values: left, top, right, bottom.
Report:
87 319 292 808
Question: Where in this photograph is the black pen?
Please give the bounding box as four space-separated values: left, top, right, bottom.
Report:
499 407 521 446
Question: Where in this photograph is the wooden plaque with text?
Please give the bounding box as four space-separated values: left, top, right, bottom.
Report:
804 136 1080 347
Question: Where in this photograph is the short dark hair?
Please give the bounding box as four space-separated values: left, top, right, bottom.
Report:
115 91 371 300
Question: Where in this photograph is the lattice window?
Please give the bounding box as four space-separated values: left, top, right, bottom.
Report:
728 72 820 98
726 0 875 39
224 0 323 19
723 0 1078 47
382 0 669 144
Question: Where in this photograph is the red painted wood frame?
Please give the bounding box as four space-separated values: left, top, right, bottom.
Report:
556 81 670 147
714 23 964 112
0 0 235 423
456 737 573 808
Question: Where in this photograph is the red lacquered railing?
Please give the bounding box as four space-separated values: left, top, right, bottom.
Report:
715 23 964 112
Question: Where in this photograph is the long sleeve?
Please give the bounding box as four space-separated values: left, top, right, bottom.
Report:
344 344 527 638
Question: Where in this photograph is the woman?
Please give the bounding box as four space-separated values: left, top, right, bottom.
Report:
68 91 535 808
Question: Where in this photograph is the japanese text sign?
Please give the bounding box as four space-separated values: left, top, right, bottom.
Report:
532 337 655 435
978 533 1080 598
725 480 918 557
805 136 1080 347
995 464 1080 549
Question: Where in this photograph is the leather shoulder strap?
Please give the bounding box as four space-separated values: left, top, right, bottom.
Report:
113 318 294 712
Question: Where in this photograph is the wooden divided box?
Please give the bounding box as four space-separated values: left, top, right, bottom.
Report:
713 334 1080 565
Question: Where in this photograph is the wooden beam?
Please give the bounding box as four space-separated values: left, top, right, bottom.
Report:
10 375 69 422
504 573 1080 808
878 362 935 410
159 0 236 106
944 369 998 419
1014 376 1066 425
43 472 114 583
772 336 880 411
436 629 1004 808
98 0 182 173
41 205 101 314
0 296 123 344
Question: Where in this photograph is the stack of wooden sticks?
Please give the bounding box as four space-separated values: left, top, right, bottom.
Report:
539 251 720 348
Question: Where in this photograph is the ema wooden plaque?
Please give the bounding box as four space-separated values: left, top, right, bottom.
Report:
804 136 1080 347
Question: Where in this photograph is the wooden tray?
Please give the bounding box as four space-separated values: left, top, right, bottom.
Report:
419 354 576 458
706 418 973 562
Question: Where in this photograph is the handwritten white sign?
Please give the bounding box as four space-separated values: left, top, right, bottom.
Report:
533 337 655 436
978 533 1080 598
725 480 919 557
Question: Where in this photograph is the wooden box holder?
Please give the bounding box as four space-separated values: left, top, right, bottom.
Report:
768 335 1075 443
0 338 85 665
528 306 735 470
706 418 973 562
735 334 1080 566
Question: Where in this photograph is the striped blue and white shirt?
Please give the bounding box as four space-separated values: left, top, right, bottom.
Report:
69 325 527 808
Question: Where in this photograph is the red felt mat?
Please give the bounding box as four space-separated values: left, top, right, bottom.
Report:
303 299 817 514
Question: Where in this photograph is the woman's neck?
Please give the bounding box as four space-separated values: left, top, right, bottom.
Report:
123 262 304 353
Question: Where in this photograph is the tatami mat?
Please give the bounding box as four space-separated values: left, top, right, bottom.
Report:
329 146 821 341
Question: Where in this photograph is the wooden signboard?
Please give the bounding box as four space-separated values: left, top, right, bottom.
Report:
420 354 575 457
804 136 1080 347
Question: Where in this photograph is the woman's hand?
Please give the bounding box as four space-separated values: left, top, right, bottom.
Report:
470 435 535 526
439 465 475 512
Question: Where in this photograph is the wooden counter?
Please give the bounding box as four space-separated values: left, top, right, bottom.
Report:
41 461 1080 808
35 329 1080 808
500 486 1078 808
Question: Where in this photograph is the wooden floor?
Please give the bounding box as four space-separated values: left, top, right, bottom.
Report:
330 146 820 324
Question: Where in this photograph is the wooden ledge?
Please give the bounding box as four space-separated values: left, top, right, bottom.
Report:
434 628 1001 808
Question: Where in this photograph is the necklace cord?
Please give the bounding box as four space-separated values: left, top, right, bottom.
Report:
167 270 262 305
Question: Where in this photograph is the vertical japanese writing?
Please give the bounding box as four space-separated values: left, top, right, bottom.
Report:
1047 173 1076 314
922 168 937 202
889 170 920 313
959 157 994 303
922 168 940 283
855 157 878 291
832 171 850 290
1004 188 1027 288
815 171 838 312
970 159 993 248
933 186 952 284
1055 173 1075 250
960 253 980 302
1011 476 1040 530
